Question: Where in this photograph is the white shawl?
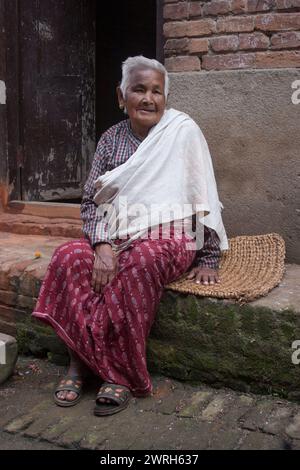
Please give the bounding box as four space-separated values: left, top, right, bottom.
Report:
94 108 228 253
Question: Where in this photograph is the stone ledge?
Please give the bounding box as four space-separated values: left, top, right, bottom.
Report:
0 231 299 398
0 332 18 384
148 272 300 399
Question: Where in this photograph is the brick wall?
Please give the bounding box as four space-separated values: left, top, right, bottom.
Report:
163 0 300 71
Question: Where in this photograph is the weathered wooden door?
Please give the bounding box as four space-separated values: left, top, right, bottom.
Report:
19 0 95 201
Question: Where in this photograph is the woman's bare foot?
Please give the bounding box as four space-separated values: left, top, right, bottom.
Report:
55 349 111 405
56 349 87 403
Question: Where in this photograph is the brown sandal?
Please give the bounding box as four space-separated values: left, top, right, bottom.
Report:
94 383 131 416
53 375 83 407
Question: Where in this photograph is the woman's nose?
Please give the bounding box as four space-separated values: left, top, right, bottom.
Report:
142 92 153 103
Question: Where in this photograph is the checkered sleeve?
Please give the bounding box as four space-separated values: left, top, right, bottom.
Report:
193 225 221 270
80 134 112 248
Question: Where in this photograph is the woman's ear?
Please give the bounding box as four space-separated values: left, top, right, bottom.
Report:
116 86 125 110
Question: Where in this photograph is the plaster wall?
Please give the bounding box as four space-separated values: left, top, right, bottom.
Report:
168 69 300 262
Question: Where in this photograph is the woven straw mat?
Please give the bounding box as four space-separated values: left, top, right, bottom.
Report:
166 233 285 303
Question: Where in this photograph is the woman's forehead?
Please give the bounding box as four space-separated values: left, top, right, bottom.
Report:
129 68 165 87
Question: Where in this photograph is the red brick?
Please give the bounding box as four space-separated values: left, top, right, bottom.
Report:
271 31 300 47
210 35 239 52
189 1 203 18
165 55 201 71
17 294 36 310
0 305 17 330
0 268 10 290
9 259 37 274
231 0 248 13
186 19 217 36
202 0 232 16
239 32 270 49
164 38 189 55
188 37 209 54
276 0 300 8
247 0 275 12
164 2 188 20
0 290 17 307
50 224 82 238
19 273 39 297
255 13 300 31
164 21 187 38
202 52 255 70
255 50 300 66
217 16 255 33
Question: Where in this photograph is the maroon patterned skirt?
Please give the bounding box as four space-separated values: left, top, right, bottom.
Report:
32 229 196 397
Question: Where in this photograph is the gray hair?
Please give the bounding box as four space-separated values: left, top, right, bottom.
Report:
120 55 169 100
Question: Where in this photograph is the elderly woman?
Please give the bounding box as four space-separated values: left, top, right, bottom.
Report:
32 56 227 416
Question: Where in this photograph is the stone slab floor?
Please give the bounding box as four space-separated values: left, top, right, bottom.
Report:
1 356 300 450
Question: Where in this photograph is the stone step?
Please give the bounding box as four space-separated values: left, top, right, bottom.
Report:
0 231 299 398
0 212 82 238
7 200 81 219
0 332 18 384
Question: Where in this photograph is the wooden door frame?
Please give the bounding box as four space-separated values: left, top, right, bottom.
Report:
0 0 9 208
156 0 165 64
5 0 22 202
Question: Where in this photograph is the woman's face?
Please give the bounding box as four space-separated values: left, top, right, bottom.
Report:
118 68 166 139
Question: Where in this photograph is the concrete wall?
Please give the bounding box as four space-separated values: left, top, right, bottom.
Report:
168 69 300 263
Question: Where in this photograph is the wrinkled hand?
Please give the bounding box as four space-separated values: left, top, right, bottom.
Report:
186 266 220 285
92 243 118 293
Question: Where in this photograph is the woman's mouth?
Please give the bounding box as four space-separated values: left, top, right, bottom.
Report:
137 108 155 113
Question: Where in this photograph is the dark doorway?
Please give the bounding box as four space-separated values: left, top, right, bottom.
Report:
7 0 160 203
96 1 157 138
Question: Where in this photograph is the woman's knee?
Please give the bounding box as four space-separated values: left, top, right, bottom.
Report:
51 239 93 269
130 240 165 272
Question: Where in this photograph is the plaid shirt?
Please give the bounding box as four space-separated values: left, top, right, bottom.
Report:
81 119 221 270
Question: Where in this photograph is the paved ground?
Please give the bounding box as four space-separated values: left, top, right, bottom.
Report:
1 356 300 450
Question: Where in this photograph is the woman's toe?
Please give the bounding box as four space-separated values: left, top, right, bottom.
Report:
66 391 77 401
57 391 66 400
98 398 110 404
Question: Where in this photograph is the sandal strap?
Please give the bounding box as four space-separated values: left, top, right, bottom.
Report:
55 375 83 394
96 383 131 406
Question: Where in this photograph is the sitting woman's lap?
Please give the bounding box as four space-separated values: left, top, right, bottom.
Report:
49 232 195 285
32 232 196 396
